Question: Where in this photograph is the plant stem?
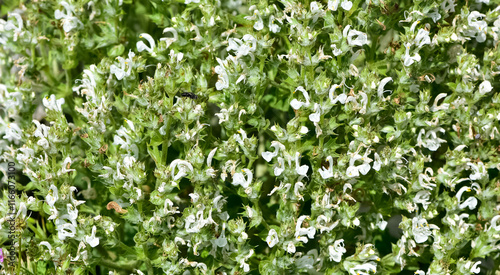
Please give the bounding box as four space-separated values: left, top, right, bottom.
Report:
161 116 171 166
143 244 154 275
99 259 138 273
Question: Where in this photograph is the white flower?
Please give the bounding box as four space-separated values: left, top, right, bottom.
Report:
33 120 50 149
378 77 393 100
328 239 346 262
456 185 479 210
430 93 450 112
295 215 316 243
331 44 342 56
294 152 309 177
290 86 311 110
416 128 447 151
244 8 264 31
46 184 59 207
286 241 296 253
318 156 334 179
491 215 500 231
340 0 353 10
467 11 487 42
349 262 377 275
262 141 285 162
59 156 76 174
237 249 254 272
4 123 22 142
478 80 492 94
269 15 281 33
346 150 372 178
414 29 431 48
169 159 194 181
372 153 382 171
467 162 487 180
43 94 65 112
54 1 82 33
215 58 230 90
160 27 178 49
441 0 456 13
123 155 136 169
468 261 481 274
215 104 232 123
403 43 421 66
73 67 98 101
427 9 441 23
329 84 347 104
274 157 285 176
137 33 156 53
16 202 27 219
206 147 218 178
39 241 54 256
232 168 253 188
65 204 78 221
413 190 431 210
328 0 340 11
412 217 437 243
214 223 228 247
309 103 321 123
110 51 135 80
316 215 339 233
227 34 257 58
266 229 279 247
345 25 369 46
85 225 100 247
415 171 435 191
3 12 23 41
56 220 77 240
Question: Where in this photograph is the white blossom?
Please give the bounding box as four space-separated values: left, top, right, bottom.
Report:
318 156 334 179
412 217 438 243
84 225 100 247
3 123 22 142
266 229 279 247
345 25 369 46
42 94 65 112
274 157 285 176
54 1 82 33
262 141 285 162
478 80 492 94
294 152 309 177
290 86 311 110
46 184 59 207
328 239 346 262
137 33 156 54
232 168 253 188
215 58 230 90
295 215 316 243
170 159 194 181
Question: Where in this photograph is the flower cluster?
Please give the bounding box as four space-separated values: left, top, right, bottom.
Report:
0 0 499 274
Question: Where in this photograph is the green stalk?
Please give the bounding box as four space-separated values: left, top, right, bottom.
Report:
143 244 154 275
161 116 171 166
17 234 21 274
99 259 138 273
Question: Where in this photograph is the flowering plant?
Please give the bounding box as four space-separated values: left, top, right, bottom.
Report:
1 0 500 274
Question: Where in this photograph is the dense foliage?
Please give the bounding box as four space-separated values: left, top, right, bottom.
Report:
1 0 500 274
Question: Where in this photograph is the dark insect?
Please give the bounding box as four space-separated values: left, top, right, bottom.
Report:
180 92 198 99
321 159 330 170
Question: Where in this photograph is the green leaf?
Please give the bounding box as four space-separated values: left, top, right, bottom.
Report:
107 44 125 57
